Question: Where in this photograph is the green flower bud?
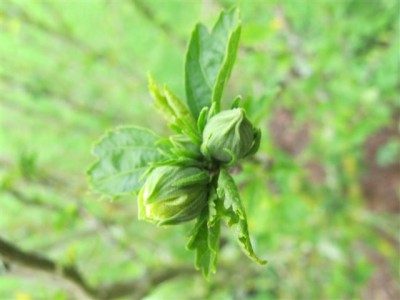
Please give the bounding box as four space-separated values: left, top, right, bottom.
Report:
201 108 259 164
138 165 209 226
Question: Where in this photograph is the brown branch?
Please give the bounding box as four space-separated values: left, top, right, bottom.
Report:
78 203 139 260
98 266 195 300
2 186 125 256
0 173 139 260
3 187 64 212
0 236 195 299
0 165 201 298
0 236 96 300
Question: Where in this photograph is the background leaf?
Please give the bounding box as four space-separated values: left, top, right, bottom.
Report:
185 7 241 118
1 0 398 298
149 77 201 144
88 127 163 195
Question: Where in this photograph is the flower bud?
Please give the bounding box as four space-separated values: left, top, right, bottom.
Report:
201 108 258 164
138 165 209 226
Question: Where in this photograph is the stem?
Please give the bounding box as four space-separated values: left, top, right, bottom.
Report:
0 236 96 300
0 236 194 299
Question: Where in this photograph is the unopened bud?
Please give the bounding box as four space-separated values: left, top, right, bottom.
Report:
138 165 209 225
201 108 259 164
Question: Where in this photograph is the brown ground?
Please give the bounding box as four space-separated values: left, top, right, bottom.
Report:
269 108 400 300
362 125 400 212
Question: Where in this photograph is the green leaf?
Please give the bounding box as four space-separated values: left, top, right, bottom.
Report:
197 107 209 133
149 75 201 144
185 7 241 118
218 168 267 265
245 128 261 158
186 207 221 279
231 95 241 109
156 134 203 168
148 75 177 127
87 127 164 195
207 187 219 226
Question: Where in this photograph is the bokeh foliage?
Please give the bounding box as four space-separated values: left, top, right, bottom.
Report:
0 0 399 299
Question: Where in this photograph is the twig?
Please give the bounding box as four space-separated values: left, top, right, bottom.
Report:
98 266 195 300
78 202 139 260
3 188 64 212
0 236 96 300
0 236 195 299
0 157 139 260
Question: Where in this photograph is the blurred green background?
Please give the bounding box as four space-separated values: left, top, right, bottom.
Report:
0 0 399 299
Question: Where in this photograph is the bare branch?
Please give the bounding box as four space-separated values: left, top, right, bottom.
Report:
0 236 195 299
3 187 64 212
98 266 195 299
0 236 96 300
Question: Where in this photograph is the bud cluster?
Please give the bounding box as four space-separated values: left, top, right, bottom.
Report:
89 8 266 274
138 107 260 226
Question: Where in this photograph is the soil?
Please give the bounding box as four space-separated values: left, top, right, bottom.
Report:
361 125 400 212
268 108 400 300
